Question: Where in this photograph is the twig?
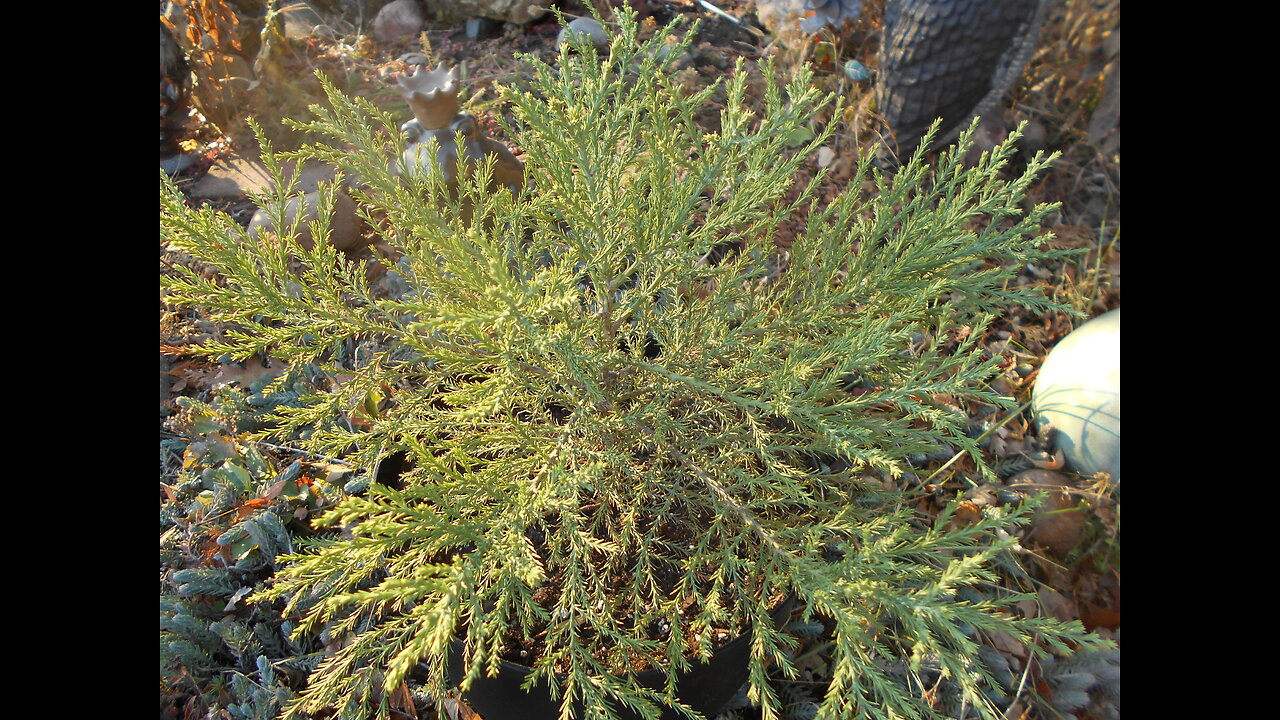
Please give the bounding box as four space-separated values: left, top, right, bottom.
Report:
256 440 351 461
694 0 765 37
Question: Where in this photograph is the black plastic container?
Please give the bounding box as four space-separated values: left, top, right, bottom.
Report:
446 597 794 720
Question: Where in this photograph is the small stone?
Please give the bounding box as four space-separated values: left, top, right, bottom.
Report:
160 153 200 177
373 0 425 44
557 17 609 52
466 16 504 40
1021 117 1047 154
397 52 431 66
843 59 870 81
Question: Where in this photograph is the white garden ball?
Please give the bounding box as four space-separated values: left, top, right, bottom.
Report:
1031 308 1120 484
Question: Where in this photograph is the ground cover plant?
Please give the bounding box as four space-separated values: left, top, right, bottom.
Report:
161 8 1114 720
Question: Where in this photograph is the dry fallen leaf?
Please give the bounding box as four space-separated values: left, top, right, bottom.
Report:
163 359 219 393
1008 469 1089 559
985 629 1029 661
160 482 179 503
388 682 416 717
946 500 983 531
1037 587 1078 623
212 356 287 389
223 586 254 612
1080 606 1120 632
440 696 485 720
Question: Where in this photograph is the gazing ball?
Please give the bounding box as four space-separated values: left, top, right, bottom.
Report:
1031 308 1120 484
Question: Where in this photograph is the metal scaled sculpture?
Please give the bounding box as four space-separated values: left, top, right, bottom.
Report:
874 0 1051 165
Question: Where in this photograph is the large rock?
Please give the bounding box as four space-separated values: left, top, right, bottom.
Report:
279 1 339 39
755 0 808 45
186 152 337 200
373 0 426 43
333 0 387 23
438 0 547 24
247 189 365 252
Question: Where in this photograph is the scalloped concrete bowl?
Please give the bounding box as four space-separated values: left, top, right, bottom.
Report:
396 64 460 130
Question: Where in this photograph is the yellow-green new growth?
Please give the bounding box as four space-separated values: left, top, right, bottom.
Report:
161 7 1105 720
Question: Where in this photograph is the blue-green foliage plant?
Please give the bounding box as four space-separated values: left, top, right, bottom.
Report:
160 383 336 713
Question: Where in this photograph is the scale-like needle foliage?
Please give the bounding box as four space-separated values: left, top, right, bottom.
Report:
161 9 1108 720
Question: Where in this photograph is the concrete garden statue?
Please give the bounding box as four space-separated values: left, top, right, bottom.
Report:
394 62 525 196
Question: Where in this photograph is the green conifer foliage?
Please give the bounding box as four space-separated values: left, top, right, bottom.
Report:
160 9 1109 720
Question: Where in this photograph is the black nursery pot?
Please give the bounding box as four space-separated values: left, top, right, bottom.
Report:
446 597 795 720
